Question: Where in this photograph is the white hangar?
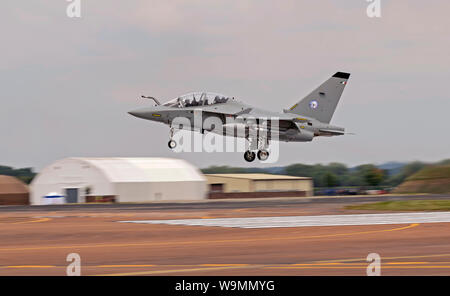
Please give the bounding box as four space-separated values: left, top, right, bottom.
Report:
30 157 207 205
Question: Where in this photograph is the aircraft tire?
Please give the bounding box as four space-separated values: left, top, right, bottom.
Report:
244 151 256 162
168 140 177 149
257 150 269 161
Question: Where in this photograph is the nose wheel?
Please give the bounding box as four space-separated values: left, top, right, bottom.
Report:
168 139 177 149
168 127 177 149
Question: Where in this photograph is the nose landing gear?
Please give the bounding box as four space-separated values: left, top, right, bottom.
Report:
168 140 177 149
168 127 177 150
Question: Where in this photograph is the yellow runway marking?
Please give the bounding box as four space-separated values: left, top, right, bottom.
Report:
97 264 155 268
6 265 56 268
96 265 251 276
4 261 450 274
292 263 367 266
12 218 51 225
232 208 248 212
0 223 419 252
200 264 249 267
291 261 430 266
316 251 450 264
267 265 450 270
385 262 428 265
291 262 430 267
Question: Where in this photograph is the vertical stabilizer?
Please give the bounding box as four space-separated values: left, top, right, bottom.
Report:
287 72 350 123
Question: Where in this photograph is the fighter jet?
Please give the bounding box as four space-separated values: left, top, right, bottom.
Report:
129 72 350 162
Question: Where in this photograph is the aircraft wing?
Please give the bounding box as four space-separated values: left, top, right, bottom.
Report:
198 103 253 116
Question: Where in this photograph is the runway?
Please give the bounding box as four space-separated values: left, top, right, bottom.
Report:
1 195 450 276
120 211 450 228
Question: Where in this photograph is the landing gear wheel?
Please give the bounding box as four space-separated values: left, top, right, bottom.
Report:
168 140 177 149
244 150 256 162
257 150 269 161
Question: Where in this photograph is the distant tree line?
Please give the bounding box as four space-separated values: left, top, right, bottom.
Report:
0 166 36 184
1 158 448 188
202 159 450 189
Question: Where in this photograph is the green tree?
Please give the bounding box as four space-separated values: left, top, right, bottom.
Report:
327 163 348 176
0 166 36 184
324 172 338 187
364 167 385 187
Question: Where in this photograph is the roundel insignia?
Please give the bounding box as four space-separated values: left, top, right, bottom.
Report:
309 100 318 109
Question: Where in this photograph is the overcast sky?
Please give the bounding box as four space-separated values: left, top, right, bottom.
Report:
1 0 449 171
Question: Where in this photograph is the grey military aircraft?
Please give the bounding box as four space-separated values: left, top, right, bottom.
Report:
129 72 350 162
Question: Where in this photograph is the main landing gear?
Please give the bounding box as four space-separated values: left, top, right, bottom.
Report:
244 150 256 162
244 136 270 162
244 149 270 162
257 149 269 161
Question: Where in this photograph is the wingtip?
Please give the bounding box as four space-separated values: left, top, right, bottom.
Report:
333 72 351 79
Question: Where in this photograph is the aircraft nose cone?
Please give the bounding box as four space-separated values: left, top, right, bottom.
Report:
128 109 146 118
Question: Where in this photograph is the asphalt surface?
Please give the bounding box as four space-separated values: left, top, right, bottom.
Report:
1 194 450 276
1 194 449 212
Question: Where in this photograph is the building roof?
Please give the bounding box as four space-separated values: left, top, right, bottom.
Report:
36 157 206 183
205 173 312 180
0 175 29 194
78 157 206 183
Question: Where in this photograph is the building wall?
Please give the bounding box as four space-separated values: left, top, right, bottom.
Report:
0 193 29 205
114 181 207 202
253 179 313 195
206 176 252 193
209 191 308 199
205 175 314 196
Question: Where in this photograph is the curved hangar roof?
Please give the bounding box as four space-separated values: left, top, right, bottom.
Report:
38 157 205 183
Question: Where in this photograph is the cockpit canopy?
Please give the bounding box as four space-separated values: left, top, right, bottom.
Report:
163 92 235 108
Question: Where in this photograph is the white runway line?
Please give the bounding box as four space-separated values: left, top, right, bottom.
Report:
119 211 450 229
